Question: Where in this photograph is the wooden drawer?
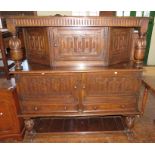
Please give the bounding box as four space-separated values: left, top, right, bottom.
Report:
21 103 78 114
83 96 137 113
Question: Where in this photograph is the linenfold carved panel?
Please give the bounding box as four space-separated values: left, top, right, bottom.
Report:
24 28 50 65
50 27 109 66
83 72 141 96
109 28 133 65
17 74 80 105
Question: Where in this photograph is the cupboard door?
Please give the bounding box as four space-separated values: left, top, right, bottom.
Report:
51 27 109 66
0 91 17 133
24 28 50 65
82 71 141 113
109 28 133 65
17 73 81 114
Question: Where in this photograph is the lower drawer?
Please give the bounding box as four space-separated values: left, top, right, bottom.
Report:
83 103 137 113
21 103 78 114
83 96 138 113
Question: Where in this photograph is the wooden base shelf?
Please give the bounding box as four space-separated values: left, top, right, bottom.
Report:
33 116 127 134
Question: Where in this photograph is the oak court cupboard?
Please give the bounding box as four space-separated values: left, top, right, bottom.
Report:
6 16 149 135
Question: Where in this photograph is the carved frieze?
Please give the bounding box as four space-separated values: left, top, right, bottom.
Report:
6 16 148 29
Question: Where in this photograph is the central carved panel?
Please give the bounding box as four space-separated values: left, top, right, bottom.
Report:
50 27 109 66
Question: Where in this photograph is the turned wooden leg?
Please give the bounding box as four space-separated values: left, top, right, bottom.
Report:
125 116 136 130
24 119 35 134
9 33 23 70
134 33 146 68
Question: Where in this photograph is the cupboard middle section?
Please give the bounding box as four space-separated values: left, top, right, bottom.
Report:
23 27 133 67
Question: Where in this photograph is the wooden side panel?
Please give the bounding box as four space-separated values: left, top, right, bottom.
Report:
23 28 50 65
109 28 133 65
50 27 109 66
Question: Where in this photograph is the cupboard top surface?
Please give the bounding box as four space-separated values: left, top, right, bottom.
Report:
10 60 143 74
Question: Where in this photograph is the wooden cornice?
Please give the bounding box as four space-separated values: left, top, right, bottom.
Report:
6 16 149 33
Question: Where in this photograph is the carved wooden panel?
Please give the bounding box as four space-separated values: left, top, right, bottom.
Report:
82 71 141 113
50 27 109 66
23 28 50 65
16 73 81 113
83 71 141 96
109 28 133 65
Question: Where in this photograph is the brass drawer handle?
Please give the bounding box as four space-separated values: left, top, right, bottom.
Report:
34 106 38 111
74 85 77 89
82 85 86 89
0 112 3 116
64 106 67 110
93 106 97 110
121 105 126 108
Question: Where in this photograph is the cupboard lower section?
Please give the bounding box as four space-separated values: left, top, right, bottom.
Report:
15 69 141 134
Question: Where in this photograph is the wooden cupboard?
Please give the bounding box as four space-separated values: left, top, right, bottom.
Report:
6 16 149 135
0 79 24 141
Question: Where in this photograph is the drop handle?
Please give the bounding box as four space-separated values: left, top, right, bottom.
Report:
64 106 67 110
74 85 77 89
93 106 97 110
82 85 86 89
34 106 38 111
0 112 3 116
121 105 126 108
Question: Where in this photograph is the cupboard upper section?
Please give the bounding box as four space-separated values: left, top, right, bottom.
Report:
6 16 149 69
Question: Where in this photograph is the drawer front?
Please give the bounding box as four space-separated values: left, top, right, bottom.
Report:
21 102 78 114
83 96 138 113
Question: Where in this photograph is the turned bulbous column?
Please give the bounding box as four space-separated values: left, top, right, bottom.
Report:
9 33 23 70
134 33 146 68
